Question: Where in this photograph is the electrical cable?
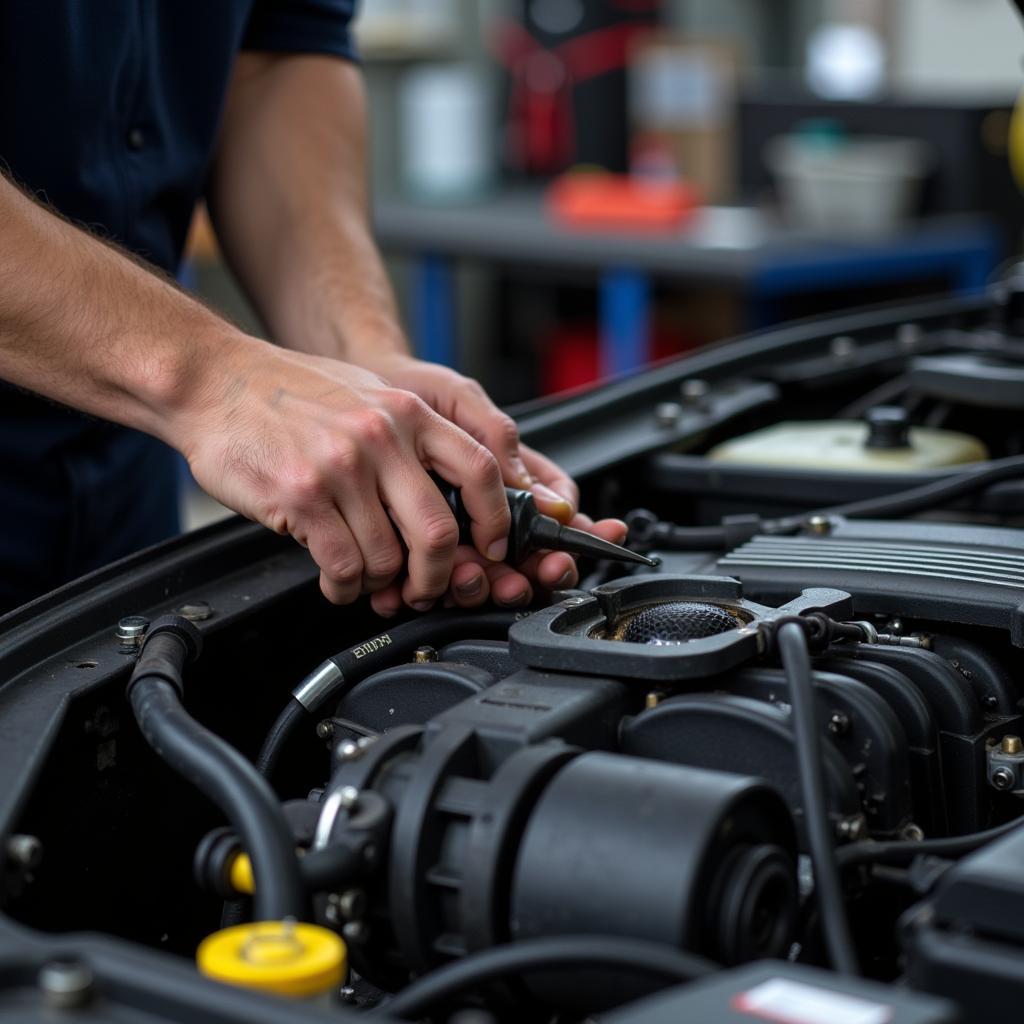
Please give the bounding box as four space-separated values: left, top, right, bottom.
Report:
776 621 859 976
373 936 715 1020
256 610 517 780
837 817 1024 870
128 617 304 921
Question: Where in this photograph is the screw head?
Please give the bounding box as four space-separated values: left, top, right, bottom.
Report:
806 515 832 536
316 720 335 741
992 766 1016 791
680 378 710 402
342 921 370 945
830 335 856 358
38 960 94 1009
1001 734 1023 755
338 888 367 920
901 823 925 842
338 785 360 810
828 712 850 737
413 646 437 663
337 740 360 761
114 615 149 647
835 814 867 841
654 401 683 428
177 600 212 622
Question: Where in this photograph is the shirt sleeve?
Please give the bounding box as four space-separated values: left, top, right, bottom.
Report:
242 0 359 62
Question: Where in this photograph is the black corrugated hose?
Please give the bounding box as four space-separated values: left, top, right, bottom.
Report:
127 615 304 922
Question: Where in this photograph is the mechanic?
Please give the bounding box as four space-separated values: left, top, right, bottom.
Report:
0 2 625 616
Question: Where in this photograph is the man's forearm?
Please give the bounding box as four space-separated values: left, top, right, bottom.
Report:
0 174 252 447
207 53 408 364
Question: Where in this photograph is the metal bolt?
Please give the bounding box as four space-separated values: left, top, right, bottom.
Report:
5 833 42 869
830 335 857 358
897 323 922 349
316 720 335 741
901 823 925 842
885 618 904 635
114 615 149 648
835 814 867 841
339 985 358 1004
1001 735 1023 755
177 600 212 622
413 646 437 664
338 888 367 920
827 712 850 737
342 921 370 945
561 596 588 608
337 740 360 761
38 960 94 1009
992 766 1016 791
806 515 832 536
654 401 683 428
338 786 360 810
680 379 710 403
645 691 662 709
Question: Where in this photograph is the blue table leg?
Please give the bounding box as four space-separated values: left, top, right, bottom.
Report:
413 253 458 368
599 267 651 378
954 241 999 295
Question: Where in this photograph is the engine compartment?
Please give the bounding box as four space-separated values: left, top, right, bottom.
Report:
4 288 1024 1021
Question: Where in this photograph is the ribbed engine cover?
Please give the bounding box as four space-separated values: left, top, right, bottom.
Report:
716 519 1024 644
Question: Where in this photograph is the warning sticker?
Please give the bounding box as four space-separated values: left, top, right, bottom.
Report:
732 977 893 1024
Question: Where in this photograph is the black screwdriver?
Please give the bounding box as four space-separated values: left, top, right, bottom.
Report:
432 476 660 568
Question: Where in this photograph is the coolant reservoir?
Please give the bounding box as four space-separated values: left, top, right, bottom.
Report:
708 407 988 472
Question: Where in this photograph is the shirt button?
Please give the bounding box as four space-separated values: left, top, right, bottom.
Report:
127 128 145 150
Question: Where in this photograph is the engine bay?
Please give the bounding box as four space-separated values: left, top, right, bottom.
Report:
5 288 1024 1021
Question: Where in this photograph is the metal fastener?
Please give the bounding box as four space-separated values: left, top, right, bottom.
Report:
316 720 335 741
645 691 662 709
561 596 588 608
338 888 367 921
1002 735 1023 755
806 515 832 536
338 786 360 810
654 401 683 428
342 921 370 945
680 379 710 403
991 766 1016 791
413 646 437 664
830 335 856 358
827 712 850 737
337 740 360 761
835 814 867 841
38 960 94 1009
901 823 925 842
5 833 42 869
114 615 149 648
177 600 212 622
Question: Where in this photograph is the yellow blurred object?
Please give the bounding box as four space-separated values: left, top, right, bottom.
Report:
228 852 255 895
197 921 346 998
1009 89 1024 193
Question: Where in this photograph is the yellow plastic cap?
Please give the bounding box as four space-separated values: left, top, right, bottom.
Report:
228 852 255 896
197 921 347 998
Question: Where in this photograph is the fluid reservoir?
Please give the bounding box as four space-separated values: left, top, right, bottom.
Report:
708 407 987 472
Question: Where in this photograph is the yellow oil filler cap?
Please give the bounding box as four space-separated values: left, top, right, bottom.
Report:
197 921 346 998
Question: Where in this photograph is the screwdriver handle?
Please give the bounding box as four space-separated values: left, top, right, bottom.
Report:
430 474 537 565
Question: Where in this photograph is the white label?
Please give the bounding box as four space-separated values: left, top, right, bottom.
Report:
733 978 892 1024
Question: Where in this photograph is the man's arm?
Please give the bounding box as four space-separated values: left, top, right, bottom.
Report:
0 174 511 606
206 54 625 613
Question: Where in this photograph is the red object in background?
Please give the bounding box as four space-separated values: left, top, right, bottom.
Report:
546 173 699 232
540 322 696 394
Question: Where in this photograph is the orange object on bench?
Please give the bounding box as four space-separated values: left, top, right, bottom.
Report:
546 172 699 232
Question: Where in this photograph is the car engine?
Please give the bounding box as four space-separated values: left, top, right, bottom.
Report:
5 286 1024 1021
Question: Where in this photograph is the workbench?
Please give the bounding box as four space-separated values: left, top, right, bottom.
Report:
373 191 1000 378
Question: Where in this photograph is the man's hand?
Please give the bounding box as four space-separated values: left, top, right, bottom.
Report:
351 352 625 617
177 339 512 608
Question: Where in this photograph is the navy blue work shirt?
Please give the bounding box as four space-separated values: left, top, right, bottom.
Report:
0 1 357 613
